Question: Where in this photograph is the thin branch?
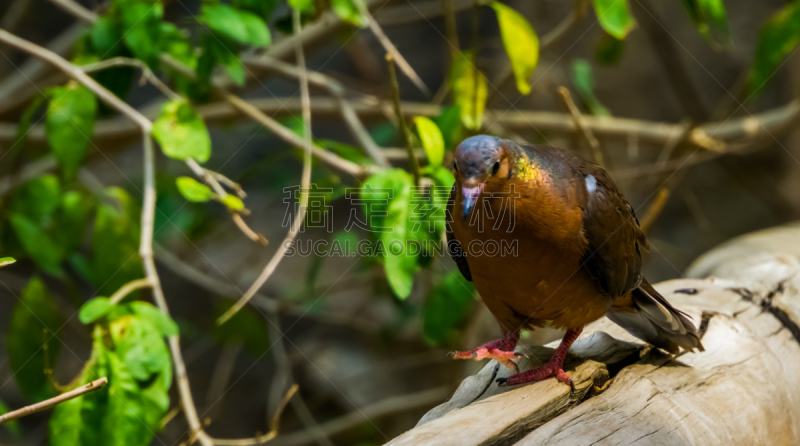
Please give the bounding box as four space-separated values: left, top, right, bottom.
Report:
108 278 152 305
243 55 389 167
557 86 604 167
355 0 430 95
387 53 421 186
231 213 268 246
0 28 213 446
0 378 108 424
639 187 670 234
442 0 460 59
80 56 181 100
210 384 299 446
217 7 316 325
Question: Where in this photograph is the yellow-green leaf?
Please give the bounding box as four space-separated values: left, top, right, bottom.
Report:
414 117 445 166
592 0 635 39
491 2 539 95
153 100 212 163
747 2 800 97
0 257 15 268
450 52 487 131
176 177 214 202
218 194 245 211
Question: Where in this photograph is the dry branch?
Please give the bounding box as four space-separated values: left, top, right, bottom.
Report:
0 378 108 424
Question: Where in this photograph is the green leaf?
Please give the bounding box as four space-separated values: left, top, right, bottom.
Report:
491 2 539 95
0 257 16 268
54 190 94 254
46 84 97 179
121 2 164 67
233 0 281 20
434 105 463 150
450 52 487 131
363 169 417 298
129 301 179 337
0 399 21 437
153 99 212 162
200 35 246 86
200 4 271 47
289 0 315 13
681 0 729 46
10 175 61 224
595 32 625 65
332 0 366 26
213 300 270 356
423 270 475 345
79 297 116 324
91 187 143 295
219 194 245 211
571 59 611 117
414 117 445 167
8 277 60 401
747 2 800 97
11 95 46 155
10 213 64 277
592 0 635 39
91 16 124 56
176 176 214 202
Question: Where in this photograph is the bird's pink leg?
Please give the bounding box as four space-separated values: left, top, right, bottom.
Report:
497 327 583 387
449 331 520 372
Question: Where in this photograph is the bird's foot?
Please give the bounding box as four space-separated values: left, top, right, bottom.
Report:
448 335 521 372
495 362 573 389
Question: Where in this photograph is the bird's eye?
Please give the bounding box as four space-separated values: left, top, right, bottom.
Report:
492 162 500 175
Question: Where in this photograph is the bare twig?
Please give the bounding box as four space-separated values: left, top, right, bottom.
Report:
639 187 671 234
211 384 299 446
0 378 108 424
217 7 316 325
80 56 181 100
443 0 460 59
243 55 389 167
0 28 213 446
231 213 268 245
557 86 604 167
108 278 152 305
387 53 421 185
355 1 430 95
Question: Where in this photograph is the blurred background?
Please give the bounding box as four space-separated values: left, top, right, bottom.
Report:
0 0 799 444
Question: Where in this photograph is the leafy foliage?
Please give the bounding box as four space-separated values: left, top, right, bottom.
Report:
748 2 800 97
46 83 97 180
450 52 487 131
681 0 730 46
8 277 61 402
423 271 475 345
414 117 445 167
90 188 143 296
571 59 611 117
491 2 539 95
199 4 271 47
153 100 212 163
592 0 636 40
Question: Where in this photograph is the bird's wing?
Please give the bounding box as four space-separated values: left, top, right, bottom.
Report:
579 166 645 298
445 185 472 281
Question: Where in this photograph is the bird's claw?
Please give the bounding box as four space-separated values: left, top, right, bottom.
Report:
449 347 520 372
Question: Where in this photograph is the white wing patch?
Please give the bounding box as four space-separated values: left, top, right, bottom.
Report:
585 175 597 193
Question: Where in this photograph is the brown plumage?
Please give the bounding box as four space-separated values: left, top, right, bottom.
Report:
446 135 702 387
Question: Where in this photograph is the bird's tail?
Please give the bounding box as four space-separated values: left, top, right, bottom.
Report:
607 279 704 354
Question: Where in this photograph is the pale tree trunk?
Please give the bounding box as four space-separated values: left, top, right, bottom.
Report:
387 224 800 446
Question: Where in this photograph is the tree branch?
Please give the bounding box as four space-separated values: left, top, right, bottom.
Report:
0 378 108 424
557 86 604 167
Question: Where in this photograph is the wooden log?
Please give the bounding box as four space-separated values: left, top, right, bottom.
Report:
387 226 800 446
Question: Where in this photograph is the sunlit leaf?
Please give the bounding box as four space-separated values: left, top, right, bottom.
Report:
363 169 417 298
200 4 271 47
91 187 143 295
153 99 212 162
491 2 539 95
289 0 315 13
10 214 64 277
592 0 635 39
571 59 611 117
129 301 179 337
0 257 16 268
332 0 366 26
79 297 116 324
747 2 800 97
176 177 214 202
414 117 445 166
8 277 60 401
121 2 163 67
219 194 245 211
46 84 97 179
423 270 475 345
450 52 487 131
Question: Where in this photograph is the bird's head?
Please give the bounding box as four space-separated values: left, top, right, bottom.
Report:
453 135 514 221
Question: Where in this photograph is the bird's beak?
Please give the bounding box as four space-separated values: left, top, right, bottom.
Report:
461 183 485 221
